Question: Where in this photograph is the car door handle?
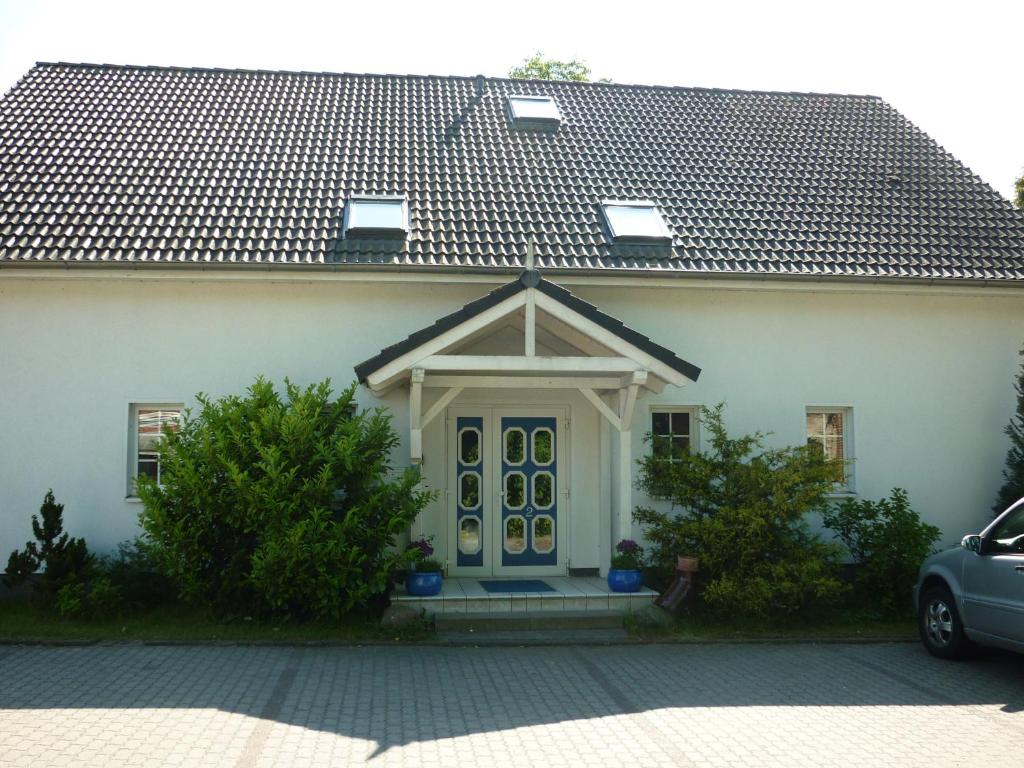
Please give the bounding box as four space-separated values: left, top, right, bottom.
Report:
1016 566 1024 573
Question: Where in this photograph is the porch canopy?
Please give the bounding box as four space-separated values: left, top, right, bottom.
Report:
354 262 701 540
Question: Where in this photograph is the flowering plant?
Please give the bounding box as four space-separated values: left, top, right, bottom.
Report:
611 539 644 571
407 538 441 573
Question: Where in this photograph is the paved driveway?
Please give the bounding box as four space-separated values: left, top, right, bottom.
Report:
1 641 1022 767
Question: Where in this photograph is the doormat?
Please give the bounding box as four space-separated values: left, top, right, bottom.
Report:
479 579 556 594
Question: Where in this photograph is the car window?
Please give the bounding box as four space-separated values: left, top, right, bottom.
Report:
988 504 1024 555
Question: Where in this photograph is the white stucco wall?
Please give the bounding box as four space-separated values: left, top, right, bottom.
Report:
1 271 1022 571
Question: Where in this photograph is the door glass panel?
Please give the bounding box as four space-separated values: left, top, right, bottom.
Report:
505 472 525 509
532 515 554 554
990 504 1024 554
459 428 481 465
504 428 525 465
533 472 553 509
460 472 481 509
504 515 526 553
459 516 482 555
532 428 553 465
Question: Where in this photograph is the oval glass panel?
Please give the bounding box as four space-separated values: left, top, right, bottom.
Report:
505 472 525 509
504 515 526 554
459 428 481 465
504 428 525 465
460 472 481 509
533 472 553 509
532 515 554 554
532 428 553 465
459 516 481 555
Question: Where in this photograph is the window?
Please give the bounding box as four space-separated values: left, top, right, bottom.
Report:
129 405 181 495
986 502 1024 555
651 408 695 463
343 195 407 238
507 95 561 128
601 200 672 243
806 407 852 489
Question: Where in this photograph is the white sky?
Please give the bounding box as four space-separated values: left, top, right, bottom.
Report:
1 0 1020 200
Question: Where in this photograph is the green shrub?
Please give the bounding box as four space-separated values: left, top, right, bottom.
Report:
634 404 846 619
822 488 940 615
101 540 176 611
4 490 94 603
55 576 126 619
137 377 434 619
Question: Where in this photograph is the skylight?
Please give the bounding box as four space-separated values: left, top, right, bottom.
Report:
601 201 672 243
507 95 561 128
344 195 408 238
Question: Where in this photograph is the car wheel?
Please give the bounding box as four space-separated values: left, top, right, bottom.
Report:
919 585 971 659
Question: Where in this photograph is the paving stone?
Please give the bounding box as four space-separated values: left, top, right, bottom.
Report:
0 642 1021 766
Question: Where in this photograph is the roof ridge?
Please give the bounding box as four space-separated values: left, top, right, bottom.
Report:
33 61 883 101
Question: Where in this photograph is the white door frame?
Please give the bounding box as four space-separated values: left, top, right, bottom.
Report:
447 404 570 577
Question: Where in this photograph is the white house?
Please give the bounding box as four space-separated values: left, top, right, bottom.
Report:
2 62 1023 578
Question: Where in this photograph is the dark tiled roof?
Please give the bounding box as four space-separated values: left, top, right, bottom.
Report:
354 269 702 382
1 62 1023 281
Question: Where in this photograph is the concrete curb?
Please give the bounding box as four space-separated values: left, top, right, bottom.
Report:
0 633 918 648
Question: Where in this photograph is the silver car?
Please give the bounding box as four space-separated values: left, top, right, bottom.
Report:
915 497 1024 658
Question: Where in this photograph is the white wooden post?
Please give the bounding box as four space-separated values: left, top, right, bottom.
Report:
618 428 632 543
524 238 536 357
409 368 424 462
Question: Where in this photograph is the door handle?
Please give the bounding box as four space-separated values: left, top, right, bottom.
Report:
1015 565 1024 573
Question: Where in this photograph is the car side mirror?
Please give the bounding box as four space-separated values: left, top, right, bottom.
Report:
961 534 982 553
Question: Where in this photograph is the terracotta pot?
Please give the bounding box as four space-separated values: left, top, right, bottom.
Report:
677 555 700 573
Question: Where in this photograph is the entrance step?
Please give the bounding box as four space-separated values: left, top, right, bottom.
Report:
437 628 633 646
435 610 624 633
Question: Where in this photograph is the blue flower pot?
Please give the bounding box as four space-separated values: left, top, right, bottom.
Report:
607 568 643 593
405 570 443 597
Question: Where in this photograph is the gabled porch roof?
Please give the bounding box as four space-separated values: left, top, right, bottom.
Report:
354 268 701 394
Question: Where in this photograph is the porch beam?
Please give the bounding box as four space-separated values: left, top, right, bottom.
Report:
524 287 537 357
421 386 463 429
423 375 624 390
533 291 692 388
619 371 646 430
409 368 424 462
417 355 642 373
365 291 528 392
580 387 622 431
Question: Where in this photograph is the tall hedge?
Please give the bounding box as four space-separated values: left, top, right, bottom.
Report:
137 377 432 619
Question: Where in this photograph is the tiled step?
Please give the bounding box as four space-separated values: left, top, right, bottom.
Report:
392 575 659 616
435 610 624 632
436 628 633 646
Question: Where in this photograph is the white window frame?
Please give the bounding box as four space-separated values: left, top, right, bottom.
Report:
507 94 562 127
601 200 673 243
342 194 408 238
805 406 855 493
127 403 183 499
649 405 700 462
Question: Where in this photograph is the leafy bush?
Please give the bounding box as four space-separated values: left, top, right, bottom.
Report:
100 540 176 611
4 490 94 603
611 539 644 570
634 404 846 619
55 576 126 619
993 345 1024 516
137 377 434 619
822 488 940 615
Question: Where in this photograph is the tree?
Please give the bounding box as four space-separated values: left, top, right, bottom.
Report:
993 346 1024 515
509 53 603 82
4 489 93 601
1015 173 1024 209
633 404 846 619
138 377 434 619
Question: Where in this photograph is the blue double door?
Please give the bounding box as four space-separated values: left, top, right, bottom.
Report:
451 408 563 576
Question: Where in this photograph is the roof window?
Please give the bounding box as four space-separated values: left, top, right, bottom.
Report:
601 200 672 243
507 95 561 128
344 195 408 238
